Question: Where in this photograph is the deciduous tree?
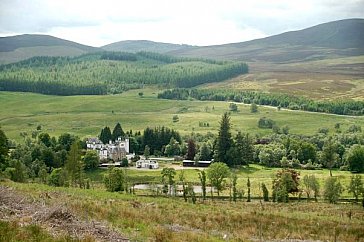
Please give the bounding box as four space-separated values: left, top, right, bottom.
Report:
207 162 230 196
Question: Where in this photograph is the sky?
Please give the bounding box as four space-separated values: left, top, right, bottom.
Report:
0 0 363 47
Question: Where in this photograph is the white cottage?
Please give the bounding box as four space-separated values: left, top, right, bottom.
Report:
136 160 159 169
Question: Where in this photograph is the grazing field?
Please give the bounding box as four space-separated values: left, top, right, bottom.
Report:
1 90 364 142
86 164 357 198
1 180 363 242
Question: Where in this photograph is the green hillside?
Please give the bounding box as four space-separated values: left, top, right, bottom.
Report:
1 89 364 142
0 51 248 95
0 34 99 64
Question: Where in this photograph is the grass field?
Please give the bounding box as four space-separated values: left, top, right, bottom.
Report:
85 164 359 199
1 180 363 242
1 89 364 142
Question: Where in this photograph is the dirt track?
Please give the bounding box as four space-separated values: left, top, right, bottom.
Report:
0 185 129 242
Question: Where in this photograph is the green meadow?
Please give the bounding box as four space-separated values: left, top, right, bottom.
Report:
85 163 357 198
1 89 364 142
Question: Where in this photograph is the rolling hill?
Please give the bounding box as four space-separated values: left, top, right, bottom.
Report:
102 40 196 53
0 34 99 64
102 19 364 63
169 19 364 63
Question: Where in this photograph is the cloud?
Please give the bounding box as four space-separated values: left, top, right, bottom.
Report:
0 0 363 46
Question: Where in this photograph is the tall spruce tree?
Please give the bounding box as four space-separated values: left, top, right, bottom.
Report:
241 133 254 165
99 126 112 144
112 122 125 141
215 112 233 166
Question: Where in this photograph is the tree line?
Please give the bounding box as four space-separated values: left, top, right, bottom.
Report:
158 88 364 116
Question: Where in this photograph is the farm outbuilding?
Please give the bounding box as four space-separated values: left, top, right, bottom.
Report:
183 160 212 167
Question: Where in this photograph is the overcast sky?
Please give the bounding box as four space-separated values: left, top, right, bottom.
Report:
0 0 363 47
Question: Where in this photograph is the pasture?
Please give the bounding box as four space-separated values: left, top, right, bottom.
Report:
1 89 364 142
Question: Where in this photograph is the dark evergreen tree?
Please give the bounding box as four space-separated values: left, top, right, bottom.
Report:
199 143 212 161
241 133 254 165
186 139 196 160
112 122 125 141
99 126 112 144
214 112 233 166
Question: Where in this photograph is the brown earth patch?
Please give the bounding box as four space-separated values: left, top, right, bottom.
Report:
0 186 128 242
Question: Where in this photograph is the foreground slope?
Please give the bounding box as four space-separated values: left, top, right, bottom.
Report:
0 34 99 64
1 181 363 242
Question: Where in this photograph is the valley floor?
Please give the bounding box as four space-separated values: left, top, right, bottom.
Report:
1 89 364 142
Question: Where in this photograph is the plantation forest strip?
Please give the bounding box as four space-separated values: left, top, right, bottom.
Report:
158 88 364 116
0 52 248 95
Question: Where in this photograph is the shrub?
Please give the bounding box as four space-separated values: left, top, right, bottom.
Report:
251 103 258 113
121 158 129 167
258 117 275 129
83 150 99 170
303 175 320 201
262 183 269 201
5 159 27 182
229 103 238 112
348 175 363 203
323 177 343 203
347 124 361 133
103 167 127 192
272 169 300 202
172 115 179 122
346 145 364 173
48 168 67 187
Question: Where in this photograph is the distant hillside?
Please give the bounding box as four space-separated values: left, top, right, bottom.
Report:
169 19 364 63
102 40 196 53
0 34 99 64
0 52 247 95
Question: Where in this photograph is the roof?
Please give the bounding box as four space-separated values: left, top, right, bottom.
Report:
183 160 195 163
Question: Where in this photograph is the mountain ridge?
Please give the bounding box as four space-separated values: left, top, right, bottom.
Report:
0 19 363 64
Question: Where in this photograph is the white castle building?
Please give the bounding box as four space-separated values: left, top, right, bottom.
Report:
86 137 130 161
